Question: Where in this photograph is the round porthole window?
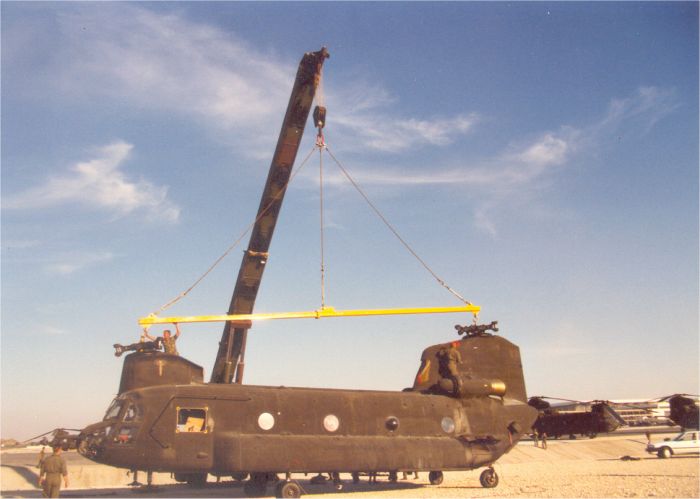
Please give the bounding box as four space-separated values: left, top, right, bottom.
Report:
323 414 340 432
258 412 275 431
441 416 456 434
385 416 400 431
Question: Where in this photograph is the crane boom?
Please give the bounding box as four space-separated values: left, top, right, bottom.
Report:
210 48 329 384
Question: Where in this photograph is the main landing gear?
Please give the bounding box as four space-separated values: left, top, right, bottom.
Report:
479 466 499 488
239 468 499 497
428 470 443 485
275 479 303 498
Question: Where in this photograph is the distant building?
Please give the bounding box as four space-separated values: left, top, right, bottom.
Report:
609 401 671 426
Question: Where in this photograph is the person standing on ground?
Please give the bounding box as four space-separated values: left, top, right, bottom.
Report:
36 446 46 468
38 445 68 498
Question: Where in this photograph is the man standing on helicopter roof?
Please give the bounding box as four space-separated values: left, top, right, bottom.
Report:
144 323 181 355
437 342 463 395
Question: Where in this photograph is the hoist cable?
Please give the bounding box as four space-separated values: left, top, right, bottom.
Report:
319 143 326 309
324 146 473 307
152 146 318 316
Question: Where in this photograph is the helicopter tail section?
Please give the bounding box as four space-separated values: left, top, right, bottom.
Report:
412 330 529 403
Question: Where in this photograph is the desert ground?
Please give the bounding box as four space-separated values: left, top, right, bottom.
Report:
1 428 698 498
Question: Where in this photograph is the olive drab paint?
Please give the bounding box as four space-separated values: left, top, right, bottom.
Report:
76 48 538 496
79 329 536 485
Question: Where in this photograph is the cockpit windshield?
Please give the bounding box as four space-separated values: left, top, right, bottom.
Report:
103 399 123 421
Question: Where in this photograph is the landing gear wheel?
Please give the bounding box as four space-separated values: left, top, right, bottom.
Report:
388 471 398 483
351 472 360 484
479 468 499 488
428 471 443 485
275 481 302 498
658 447 672 459
232 472 249 482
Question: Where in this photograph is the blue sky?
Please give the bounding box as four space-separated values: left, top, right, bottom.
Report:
2 2 698 440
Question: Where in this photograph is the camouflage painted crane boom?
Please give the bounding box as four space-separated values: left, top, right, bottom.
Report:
210 48 329 384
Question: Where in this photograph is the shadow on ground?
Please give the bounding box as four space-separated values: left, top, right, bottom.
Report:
2 478 427 498
1 464 39 488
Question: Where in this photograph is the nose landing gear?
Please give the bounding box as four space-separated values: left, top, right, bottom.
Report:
428 470 444 485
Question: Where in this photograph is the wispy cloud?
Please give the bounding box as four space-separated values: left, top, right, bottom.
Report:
54 7 291 135
318 87 676 236
334 112 480 153
6 6 677 236
2 239 41 250
318 127 576 189
25 5 476 158
39 325 68 336
44 251 115 275
597 86 679 136
3 141 180 223
515 133 570 167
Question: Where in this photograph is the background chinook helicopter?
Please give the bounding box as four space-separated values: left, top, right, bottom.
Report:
22 428 82 451
527 396 626 439
606 394 699 429
661 394 699 430
76 48 537 498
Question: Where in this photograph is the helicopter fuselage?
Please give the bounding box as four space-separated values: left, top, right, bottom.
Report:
79 333 537 477
82 383 527 474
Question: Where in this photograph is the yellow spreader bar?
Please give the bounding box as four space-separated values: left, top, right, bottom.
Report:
138 305 480 326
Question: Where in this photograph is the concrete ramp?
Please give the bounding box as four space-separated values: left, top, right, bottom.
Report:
501 433 652 464
0 432 672 492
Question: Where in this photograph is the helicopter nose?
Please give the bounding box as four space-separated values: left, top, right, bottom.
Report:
78 422 113 460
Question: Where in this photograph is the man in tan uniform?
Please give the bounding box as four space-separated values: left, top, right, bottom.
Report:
144 323 181 355
38 445 68 498
437 342 463 395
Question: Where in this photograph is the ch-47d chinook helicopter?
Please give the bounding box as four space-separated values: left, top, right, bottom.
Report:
528 396 626 439
77 48 537 498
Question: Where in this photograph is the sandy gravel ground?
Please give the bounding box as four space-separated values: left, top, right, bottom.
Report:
2 430 698 498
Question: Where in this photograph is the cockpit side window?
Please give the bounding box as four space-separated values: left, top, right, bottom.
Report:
176 407 208 433
104 399 123 420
